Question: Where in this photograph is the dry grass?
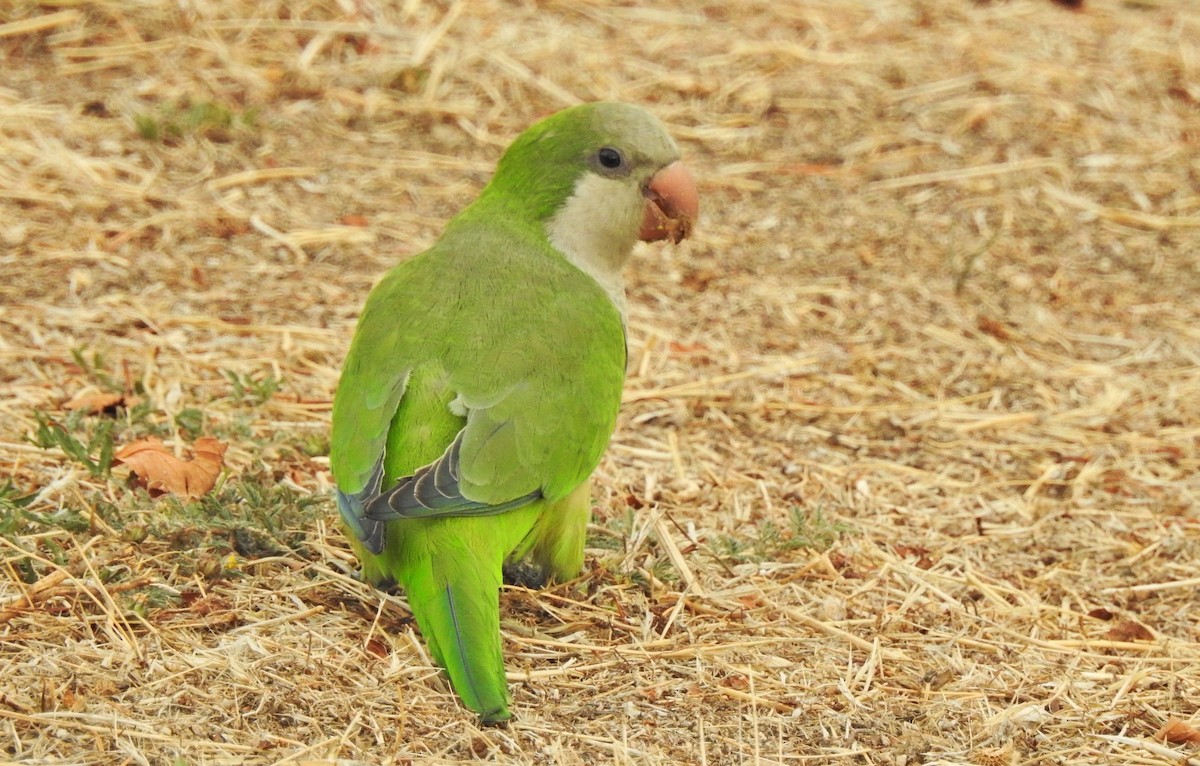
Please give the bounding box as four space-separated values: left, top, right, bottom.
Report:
3 0 1200 763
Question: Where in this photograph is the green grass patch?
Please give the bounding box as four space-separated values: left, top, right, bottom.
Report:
713 505 850 565
29 410 115 479
134 99 258 144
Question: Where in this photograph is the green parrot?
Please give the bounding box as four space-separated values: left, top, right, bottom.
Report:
329 102 698 723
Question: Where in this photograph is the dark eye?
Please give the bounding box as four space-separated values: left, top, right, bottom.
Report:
597 147 624 170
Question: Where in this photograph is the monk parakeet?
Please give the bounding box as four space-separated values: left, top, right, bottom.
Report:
330 102 698 722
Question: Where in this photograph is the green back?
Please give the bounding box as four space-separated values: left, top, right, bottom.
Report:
330 203 627 509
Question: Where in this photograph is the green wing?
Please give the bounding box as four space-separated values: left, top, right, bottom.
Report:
330 217 626 550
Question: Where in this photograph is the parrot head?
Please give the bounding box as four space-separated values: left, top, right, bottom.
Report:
478 102 698 290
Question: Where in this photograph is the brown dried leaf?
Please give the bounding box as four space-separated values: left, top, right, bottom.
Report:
1106 620 1155 642
60 686 87 712
364 637 390 659
1156 719 1200 746
114 436 227 499
196 595 229 616
62 390 125 414
720 674 749 692
204 216 251 239
976 316 1011 341
680 267 720 293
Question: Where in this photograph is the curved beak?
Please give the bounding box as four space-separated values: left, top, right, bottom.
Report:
640 161 699 244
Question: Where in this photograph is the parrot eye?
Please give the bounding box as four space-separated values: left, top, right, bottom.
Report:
595 147 625 171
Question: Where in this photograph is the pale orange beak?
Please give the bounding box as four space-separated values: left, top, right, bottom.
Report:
639 161 699 244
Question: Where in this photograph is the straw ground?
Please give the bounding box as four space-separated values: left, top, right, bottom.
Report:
2 1 1199 763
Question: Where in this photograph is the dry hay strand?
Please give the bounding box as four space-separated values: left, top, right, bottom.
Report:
2 0 1200 764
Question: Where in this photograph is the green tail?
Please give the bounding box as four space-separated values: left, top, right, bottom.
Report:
408 548 511 723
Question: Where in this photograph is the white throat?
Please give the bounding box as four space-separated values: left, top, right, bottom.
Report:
545 172 642 322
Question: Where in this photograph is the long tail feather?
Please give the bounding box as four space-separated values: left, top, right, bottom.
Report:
407 548 510 723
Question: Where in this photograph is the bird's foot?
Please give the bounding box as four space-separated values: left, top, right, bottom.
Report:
502 560 547 589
